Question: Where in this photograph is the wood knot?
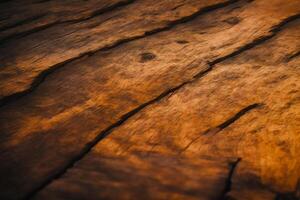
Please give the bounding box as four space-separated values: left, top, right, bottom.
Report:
140 52 157 63
224 17 241 25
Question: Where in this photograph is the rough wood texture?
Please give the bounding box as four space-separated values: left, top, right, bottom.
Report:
0 0 299 200
0 0 231 101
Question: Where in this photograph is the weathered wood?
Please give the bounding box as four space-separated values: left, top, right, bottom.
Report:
0 0 299 200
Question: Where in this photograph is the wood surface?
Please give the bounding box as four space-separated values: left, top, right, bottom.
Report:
0 0 299 199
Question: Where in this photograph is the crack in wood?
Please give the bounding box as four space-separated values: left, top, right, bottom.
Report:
209 13 300 66
179 103 262 154
0 14 47 33
285 50 300 62
220 158 242 200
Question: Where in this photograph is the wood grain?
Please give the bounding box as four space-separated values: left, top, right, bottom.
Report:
0 0 299 199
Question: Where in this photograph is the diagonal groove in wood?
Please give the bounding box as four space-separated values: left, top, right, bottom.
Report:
179 103 262 154
0 14 47 32
208 13 300 66
285 50 300 62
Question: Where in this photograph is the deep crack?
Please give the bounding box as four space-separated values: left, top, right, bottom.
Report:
220 158 242 200
209 13 300 65
179 103 262 154
286 50 300 62
217 103 261 129
0 14 46 33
